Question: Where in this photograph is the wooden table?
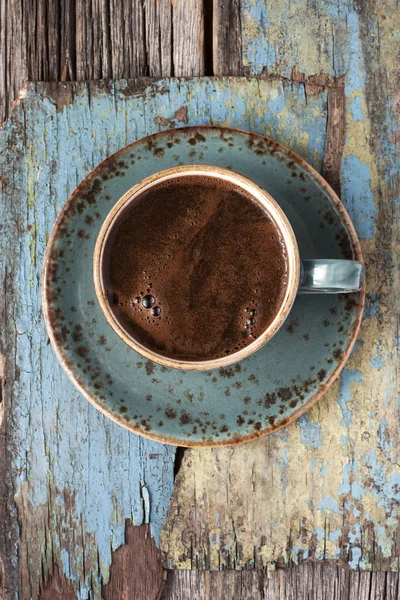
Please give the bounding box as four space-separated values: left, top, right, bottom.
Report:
1 1 399 599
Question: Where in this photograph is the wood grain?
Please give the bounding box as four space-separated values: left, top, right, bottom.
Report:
172 0 204 76
102 523 164 600
143 0 173 78
213 0 243 76
161 566 400 600
0 0 205 122
38 567 77 600
0 0 27 123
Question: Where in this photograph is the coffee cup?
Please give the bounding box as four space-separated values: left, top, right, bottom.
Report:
93 165 364 371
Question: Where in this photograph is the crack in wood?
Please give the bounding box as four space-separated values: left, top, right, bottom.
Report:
203 0 214 76
173 447 186 479
244 65 346 196
38 566 77 600
289 67 346 196
213 0 243 76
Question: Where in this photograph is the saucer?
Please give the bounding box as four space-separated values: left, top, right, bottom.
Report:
43 126 364 447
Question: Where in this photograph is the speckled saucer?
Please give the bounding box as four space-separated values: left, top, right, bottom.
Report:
43 127 364 447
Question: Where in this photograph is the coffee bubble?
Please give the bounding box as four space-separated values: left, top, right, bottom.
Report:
142 294 155 308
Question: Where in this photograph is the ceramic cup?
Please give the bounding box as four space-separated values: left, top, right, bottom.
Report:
93 165 364 370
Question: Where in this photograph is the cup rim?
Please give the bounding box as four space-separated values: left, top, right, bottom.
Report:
93 165 300 370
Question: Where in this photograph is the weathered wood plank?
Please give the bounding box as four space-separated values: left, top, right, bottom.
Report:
161 567 400 599
240 0 354 78
0 0 27 124
161 0 400 572
213 0 243 76
144 0 173 78
172 0 204 76
0 76 332 599
0 0 205 122
0 129 21 597
0 78 179 600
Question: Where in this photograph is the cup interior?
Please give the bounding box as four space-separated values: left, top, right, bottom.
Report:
93 165 300 370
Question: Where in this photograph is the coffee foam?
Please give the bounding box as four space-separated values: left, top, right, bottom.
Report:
102 175 288 361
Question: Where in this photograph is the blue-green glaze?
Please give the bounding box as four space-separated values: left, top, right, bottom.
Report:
43 126 364 446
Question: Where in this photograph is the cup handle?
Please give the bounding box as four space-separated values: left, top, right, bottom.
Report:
299 259 364 294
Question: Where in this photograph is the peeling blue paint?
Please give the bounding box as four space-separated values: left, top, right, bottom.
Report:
337 369 363 428
279 428 289 491
319 496 339 514
393 197 400 223
349 96 363 121
364 292 381 319
309 456 318 476
315 527 326 543
377 418 392 459
341 156 378 239
291 546 309 561
329 530 341 542
319 463 328 478
241 0 276 74
298 414 322 450
60 548 71 579
340 458 365 498
371 346 384 370
344 11 366 98
2 85 177 598
350 339 364 356
349 546 362 569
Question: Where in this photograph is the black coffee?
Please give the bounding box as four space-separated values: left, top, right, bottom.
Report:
102 175 288 362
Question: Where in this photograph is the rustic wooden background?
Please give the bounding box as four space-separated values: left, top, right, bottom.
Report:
1 1 399 599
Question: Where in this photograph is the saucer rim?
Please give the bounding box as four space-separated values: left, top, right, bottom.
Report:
42 125 365 447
